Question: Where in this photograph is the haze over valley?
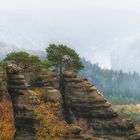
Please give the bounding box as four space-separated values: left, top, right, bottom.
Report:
1 1 140 140
1 0 140 73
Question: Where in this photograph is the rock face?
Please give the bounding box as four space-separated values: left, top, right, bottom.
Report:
6 64 40 140
63 72 140 140
44 86 62 102
30 69 59 88
5 65 140 140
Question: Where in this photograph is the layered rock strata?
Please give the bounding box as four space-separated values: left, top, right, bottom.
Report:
30 69 59 89
5 64 140 140
6 64 40 140
63 72 140 140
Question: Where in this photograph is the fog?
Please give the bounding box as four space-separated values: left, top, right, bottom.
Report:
0 0 140 72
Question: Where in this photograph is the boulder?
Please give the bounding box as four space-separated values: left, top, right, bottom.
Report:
70 126 83 135
44 88 62 102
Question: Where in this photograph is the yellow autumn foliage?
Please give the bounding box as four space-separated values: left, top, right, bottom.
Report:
33 88 46 98
34 102 69 140
0 95 15 140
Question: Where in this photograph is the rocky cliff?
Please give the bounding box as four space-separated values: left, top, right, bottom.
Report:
6 65 97 140
5 65 140 140
62 72 140 140
6 64 40 140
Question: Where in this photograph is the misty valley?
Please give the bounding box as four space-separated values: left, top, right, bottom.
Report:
1 0 140 140
0 46 140 140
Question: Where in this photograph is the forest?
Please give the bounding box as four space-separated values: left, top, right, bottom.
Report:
80 58 140 104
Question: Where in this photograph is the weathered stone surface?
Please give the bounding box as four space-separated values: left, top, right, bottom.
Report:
6 64 40 140
70 126 83 135
63 72 140 140
30 69 60 90
6 64 22 74
81 134 101 140
45 87 62 102
5 65 140 140
30 70 50 88
9 74 25 80
128 133 140 140
9 80 26 85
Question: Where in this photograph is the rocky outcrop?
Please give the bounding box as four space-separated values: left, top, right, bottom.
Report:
30 69 59 89
5 65 140 140
44 86 62 102
63 72 140 140
6 64 40 140
30 71 99 139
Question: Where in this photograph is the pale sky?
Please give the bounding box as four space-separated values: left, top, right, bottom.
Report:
1 0 140 72
0 0 140 11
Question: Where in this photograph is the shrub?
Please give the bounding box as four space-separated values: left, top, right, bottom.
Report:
33 88 45 98
0 95 15 140
42 91 49 103
33 88 50 103
34 102 69 140
114 105 140 124
74 118 93 135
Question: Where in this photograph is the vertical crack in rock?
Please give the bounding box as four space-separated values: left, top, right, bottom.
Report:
6 64 40 140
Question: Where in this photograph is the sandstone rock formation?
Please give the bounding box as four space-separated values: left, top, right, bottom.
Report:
5 64 140 140
63 72 140 140
30 69 59 89
31 71 98 140
6 64 40 140
44 86 62 102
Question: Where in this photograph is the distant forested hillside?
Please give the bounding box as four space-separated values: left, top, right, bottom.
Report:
80 58 140 104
